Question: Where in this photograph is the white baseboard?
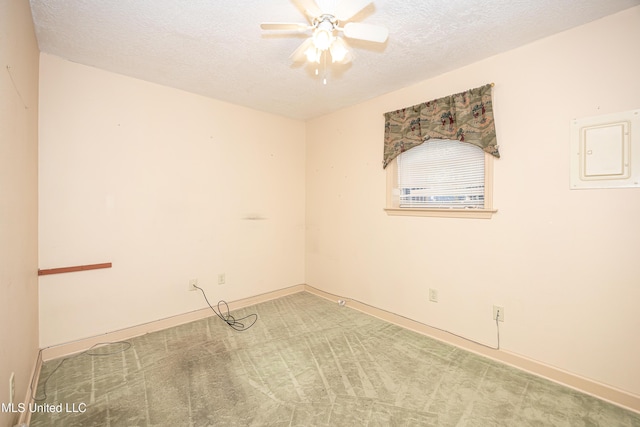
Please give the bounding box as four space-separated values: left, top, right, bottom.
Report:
303 284 640 414
39 284 306 361
28 283 639 416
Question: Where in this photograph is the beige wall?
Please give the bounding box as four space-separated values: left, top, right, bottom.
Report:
0 0 40 425
32 2 640 409
306 6 640 397
38 54 306 347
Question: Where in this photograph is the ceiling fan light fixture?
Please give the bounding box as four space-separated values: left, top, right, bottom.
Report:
261 0 387 79
329 38 349 63
312 27 333 51
305 46 321 63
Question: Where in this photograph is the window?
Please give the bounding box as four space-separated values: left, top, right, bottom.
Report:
385 139 496 218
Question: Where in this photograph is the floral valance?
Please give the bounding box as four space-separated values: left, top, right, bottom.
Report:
383 83 499 168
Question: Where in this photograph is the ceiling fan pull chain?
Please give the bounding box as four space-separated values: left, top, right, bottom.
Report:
323 50 328 85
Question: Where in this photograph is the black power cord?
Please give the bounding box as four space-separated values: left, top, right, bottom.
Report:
33 290 257 404
194 285 258 331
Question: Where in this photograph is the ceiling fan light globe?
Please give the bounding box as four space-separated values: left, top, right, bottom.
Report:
313 28 333 51
330 42 348 62
305 46 321 63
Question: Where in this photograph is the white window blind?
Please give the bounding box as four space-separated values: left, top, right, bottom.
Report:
397 139 485 208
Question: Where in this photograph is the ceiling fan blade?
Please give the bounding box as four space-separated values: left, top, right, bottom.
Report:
293 0 323 19
289 38 315 63
335 0 372 21
343 22 388 43
261 22 311 31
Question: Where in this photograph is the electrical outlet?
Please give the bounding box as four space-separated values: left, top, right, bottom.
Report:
429 288 438 303
493 305 505 322
218 273 226 285
189 279 198 291
9 372 15 405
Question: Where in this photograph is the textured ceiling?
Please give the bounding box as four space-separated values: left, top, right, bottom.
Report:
29 0 639 120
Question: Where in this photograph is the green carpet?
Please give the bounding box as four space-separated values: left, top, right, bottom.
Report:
31 292 640 426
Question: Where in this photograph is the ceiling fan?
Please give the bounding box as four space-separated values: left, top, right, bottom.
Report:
260 0 388 82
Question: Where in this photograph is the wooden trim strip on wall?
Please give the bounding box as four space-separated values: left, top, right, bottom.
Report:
38 262 112 276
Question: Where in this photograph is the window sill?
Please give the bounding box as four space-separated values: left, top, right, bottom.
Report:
384 207 497 219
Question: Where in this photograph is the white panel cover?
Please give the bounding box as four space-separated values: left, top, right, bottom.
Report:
570 109 640 189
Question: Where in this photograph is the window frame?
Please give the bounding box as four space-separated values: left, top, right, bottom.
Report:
385 140 497 219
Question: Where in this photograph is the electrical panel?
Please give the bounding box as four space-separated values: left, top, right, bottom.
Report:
570 109 640 189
